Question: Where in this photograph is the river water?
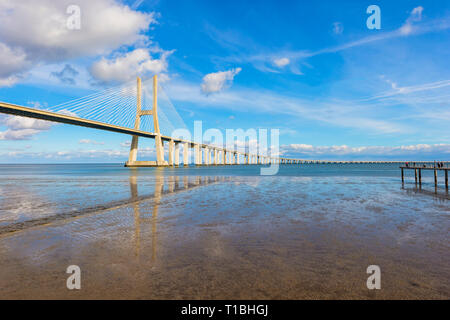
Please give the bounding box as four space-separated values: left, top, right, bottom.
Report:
0 163 448 299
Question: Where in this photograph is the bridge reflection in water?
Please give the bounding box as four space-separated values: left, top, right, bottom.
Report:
128 171 227 261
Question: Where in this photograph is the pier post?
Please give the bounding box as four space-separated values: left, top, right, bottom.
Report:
415 168 417 184
213 149 217 165
236 153 240 165
401 168 404 183
445 169 448 189
434 169 438 187
418 168 421 185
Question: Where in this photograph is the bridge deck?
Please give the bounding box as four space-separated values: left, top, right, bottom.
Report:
0 102 236 150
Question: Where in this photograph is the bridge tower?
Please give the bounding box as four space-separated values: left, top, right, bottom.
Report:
125 75 167 167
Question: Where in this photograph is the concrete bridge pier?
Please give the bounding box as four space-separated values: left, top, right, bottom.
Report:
168 140 174 166
183 143 189 166
195 144 202 166
174 142 180 166
204 147 209 165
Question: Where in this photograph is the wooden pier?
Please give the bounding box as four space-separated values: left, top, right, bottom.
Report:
400 165 449 189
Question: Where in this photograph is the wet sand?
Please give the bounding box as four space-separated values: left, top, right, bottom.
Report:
0 174 449 299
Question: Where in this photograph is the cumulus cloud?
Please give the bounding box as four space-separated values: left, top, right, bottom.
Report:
0 101 54 140
90 48 172 83
273 57 290 68
0 75 21 87
201 68 242 94
3 116 52 131
51 64 79 85
0 0 155 86
0 42 30 86
0 115 52 140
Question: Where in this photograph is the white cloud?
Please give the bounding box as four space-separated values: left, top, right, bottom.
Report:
90 48 172 83
120 141 131 147
165 80 409 134
56 109 79 117
79 139 104 145
0 128 44 141
222 7 449 76
0 75 21 87
400 6 425 35
3 116 52 131
273 57 290 68
368 79 450 101
0 0 155 86
411 6 424 19
0 42 30 86
0 102 53 140
200 68 242 94
0 147 157 161
332 22 344 35
281 143 450 159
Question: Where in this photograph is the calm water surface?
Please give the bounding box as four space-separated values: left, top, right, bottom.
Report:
0 163 448 299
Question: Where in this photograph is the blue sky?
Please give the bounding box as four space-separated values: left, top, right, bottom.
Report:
0 0 449 162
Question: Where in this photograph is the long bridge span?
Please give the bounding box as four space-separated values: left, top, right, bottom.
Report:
0 75 408 167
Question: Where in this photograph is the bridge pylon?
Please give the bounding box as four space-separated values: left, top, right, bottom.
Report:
125 75 168 167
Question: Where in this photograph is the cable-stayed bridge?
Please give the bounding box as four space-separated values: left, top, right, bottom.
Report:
0 75 403 166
